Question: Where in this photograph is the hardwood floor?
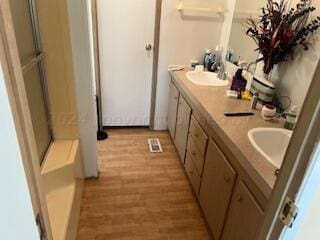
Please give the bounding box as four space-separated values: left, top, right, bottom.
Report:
76 128 212 240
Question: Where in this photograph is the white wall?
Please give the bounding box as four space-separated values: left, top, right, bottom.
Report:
0 65 39 239
67 0 98 177
154 0 224 130
273 33 320 110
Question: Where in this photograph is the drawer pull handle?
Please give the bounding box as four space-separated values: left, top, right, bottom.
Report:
189 170 193 175
236 194 242 202
224 176 232 183
192 152 196 156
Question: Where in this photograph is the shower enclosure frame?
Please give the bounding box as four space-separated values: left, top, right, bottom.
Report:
21 0 53 163
0 0 53 239
25 0 51 121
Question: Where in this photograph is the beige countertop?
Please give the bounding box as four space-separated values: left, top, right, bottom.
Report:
171 69 284 199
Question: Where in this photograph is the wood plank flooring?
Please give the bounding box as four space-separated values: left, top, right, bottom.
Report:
76 128 212 240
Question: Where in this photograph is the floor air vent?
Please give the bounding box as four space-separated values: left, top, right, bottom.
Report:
148 138 163 153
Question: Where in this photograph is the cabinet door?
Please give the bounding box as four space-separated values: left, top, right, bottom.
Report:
199 139 237 240
167 81 179 139
222 181 264 240
174 95 191 163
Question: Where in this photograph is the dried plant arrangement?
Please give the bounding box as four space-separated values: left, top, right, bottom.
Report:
246 0 320 74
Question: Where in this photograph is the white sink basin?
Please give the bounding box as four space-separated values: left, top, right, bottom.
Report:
186 71 229 87
248 128 293 169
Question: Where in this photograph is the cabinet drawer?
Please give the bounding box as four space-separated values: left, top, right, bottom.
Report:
185 153 201 194
187 135 205 176
189 115 208 156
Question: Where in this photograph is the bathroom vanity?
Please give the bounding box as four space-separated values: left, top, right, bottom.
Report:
168 69 284 240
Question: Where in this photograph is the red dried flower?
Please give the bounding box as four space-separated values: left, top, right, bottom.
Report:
282 28 295 43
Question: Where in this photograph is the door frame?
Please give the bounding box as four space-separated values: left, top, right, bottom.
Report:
149 0 162 130
91 0 162 129
258 60 320 239
0 1 53 239
89 0 103 132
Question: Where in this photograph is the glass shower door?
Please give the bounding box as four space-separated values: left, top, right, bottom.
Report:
10 0 52 163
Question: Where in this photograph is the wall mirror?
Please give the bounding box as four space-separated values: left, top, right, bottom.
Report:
227 0 266 68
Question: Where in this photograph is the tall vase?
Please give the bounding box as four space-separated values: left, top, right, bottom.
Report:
252 60 276 103
255 60 272 82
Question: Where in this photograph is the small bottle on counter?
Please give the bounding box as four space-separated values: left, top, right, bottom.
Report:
250 92 259 109
261 104 277 121
226 90 240 99
284 105 298 130
241 90 251 101
226 90 251 101
230 69 247 92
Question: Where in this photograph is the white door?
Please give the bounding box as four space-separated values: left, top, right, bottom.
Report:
97 0 156 126
281 144 320 240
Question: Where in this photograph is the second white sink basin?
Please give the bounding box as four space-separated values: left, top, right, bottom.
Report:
186 71 229 87
248 128 293 169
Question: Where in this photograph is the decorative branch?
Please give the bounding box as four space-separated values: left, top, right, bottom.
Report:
245 0 320 74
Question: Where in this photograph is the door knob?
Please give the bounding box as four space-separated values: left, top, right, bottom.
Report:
145 43 152 51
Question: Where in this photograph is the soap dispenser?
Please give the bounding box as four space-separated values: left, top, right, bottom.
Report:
230 69 247 92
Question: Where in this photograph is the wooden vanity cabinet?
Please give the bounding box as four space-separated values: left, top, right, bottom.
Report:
167 82 179 139
199 139 237 240
174 95 191 163
168 78 266 240
221 181 264 240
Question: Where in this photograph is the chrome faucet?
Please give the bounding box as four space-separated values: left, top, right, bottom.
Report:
211 61 226 80
246 62 257 74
